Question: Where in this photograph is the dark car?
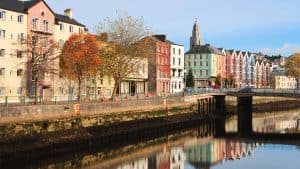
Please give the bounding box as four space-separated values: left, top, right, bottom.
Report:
238 87 253 93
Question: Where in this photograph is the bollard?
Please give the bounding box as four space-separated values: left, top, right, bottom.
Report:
5 96 8 107
74 103 80 116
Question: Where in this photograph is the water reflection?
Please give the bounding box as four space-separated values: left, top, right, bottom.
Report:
226 111 300 133
3 111 300 169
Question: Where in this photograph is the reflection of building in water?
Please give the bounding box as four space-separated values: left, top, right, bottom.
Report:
185 139 256 168
185 140 226 168
226 114 300 133
156 151 170 169
117 157 148 169
170 147 186 169
275 120 298 131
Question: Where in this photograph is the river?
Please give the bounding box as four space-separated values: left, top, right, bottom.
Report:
2 109 300 169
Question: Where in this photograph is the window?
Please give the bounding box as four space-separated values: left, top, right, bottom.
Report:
79 28 82 34
59 23 64 31
206 61 208 66
173 57 175 65
59 87 64 95
0 68 5 76
178 58 181 66
43 20 49 32
59 39 64 47
156 46 160 52
17 33 24 43
188 61 191 66
17 69 23 76
200 61 202 66
178 49 181 55
0 11 6 20
200 55 202 59
0 87 5 95
17 87 23 95
165 48 168 54
17 15 23 23
17 51 22 58
69 25 73 32
200 70 202 76
32 18 39 30
194 61 196 66
0 49 5 56
173 48 175 54
0 29 6 39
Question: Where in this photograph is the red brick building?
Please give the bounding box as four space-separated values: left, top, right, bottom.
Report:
146 35 171 96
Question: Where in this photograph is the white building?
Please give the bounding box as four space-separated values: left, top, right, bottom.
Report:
170 43 184 93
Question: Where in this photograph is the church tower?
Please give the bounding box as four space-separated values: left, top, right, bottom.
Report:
190 20 201 50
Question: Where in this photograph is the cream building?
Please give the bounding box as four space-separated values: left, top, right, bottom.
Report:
53 9 87 101
0 2 27 102
170 43 184 93
0 0 87 103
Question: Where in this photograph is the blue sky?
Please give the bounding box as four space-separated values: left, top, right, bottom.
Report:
45 0 300 56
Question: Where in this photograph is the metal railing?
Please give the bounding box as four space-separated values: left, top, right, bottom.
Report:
0 88 299 107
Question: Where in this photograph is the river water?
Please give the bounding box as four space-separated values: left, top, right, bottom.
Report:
2 109 300 169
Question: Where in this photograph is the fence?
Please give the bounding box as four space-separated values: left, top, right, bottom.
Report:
1 88 299 107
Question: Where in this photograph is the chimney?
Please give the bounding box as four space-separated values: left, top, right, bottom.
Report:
64 8 73 19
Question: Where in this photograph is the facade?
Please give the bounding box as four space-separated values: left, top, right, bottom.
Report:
170 43 184 93
146 35 171 96
0 0 86 101
185 44 225 88
118 57 148 98
271 67 297 89
0 1 27 97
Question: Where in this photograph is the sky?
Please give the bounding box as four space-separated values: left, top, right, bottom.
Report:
45 0 300 56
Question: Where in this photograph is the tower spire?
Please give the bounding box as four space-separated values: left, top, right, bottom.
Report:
190 19 201 50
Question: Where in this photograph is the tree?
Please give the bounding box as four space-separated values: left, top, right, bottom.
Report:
215 74 221 87
96 11 151 100
285 53 300 89
18 35 60 104
186 69 195 88
60 34 100 100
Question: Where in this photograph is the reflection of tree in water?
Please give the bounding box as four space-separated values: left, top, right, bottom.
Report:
185 139 259 169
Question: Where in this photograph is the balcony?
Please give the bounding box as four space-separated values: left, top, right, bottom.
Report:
31 27 53 35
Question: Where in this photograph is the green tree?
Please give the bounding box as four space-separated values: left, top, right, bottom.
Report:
285 53 300 89
186 69 195 88
215 74 221 86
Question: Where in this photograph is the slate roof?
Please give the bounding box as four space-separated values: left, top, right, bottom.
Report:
0 0 85 27
55 13 85 27
0 0 41 13
185 44 224 55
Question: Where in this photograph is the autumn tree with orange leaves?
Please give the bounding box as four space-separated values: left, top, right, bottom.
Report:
60 34 100 100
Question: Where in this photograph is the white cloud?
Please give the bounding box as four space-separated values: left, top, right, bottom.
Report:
261 43 300 56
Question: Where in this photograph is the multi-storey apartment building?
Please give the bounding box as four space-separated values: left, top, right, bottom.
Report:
0 1 28 97
185 21 225 88
145 35 171 96
0 0 86 101
170 43 184 93
185 44 224 88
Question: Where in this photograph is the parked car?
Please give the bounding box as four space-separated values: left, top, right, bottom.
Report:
238 87 253 93
184 87 197 94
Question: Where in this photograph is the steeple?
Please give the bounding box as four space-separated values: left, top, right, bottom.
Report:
190 19 201 50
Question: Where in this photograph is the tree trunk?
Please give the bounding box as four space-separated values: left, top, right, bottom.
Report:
34 78 39 104
78 78 81 101
112 78 120 101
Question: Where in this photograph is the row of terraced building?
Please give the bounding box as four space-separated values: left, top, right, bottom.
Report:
185 21 297 89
